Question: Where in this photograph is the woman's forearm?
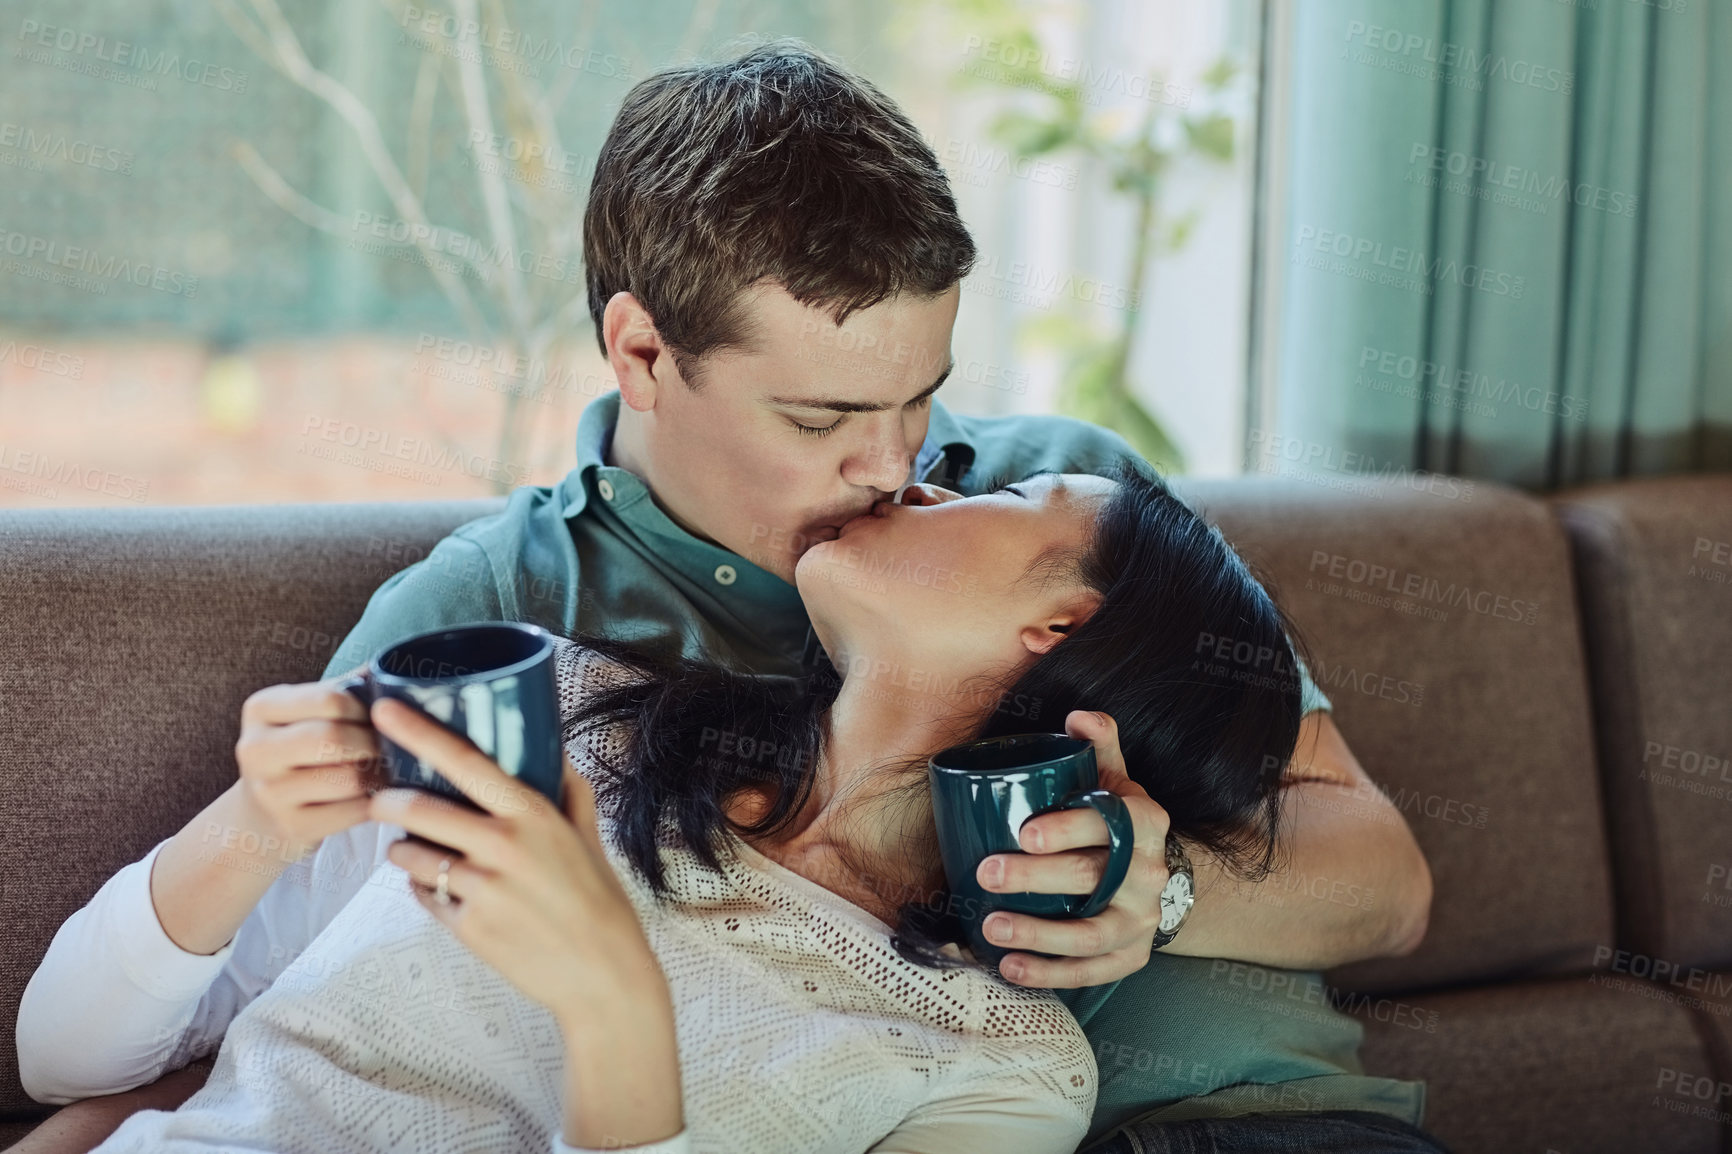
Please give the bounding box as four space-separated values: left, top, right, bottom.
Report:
556 972 685 1150
150 780 312 956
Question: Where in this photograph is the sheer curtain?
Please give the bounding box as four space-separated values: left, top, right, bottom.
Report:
1257 0 1730 490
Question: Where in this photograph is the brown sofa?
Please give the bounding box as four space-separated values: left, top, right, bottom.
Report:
1 475 1728 1153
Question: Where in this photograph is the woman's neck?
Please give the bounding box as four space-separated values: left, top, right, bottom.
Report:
738 650 995 922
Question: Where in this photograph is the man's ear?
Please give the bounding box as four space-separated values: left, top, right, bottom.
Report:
603 291 668 412
1019 592 1101 656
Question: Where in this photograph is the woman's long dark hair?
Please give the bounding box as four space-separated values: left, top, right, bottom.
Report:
561 456 1309 971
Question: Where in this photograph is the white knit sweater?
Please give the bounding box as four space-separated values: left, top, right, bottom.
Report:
16 640 1095 1153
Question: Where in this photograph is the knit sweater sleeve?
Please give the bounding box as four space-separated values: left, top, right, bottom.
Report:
866 1031 1095 1154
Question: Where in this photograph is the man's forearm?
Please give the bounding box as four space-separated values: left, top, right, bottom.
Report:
1160 713 1433 970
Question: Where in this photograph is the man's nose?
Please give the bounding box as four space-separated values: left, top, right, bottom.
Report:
897 483 963 507
847 430 913 493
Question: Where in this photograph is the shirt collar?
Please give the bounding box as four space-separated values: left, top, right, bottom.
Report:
558 390 620 519
916 398 976 488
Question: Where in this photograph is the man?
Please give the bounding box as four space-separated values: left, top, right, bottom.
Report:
25 38 1443 1154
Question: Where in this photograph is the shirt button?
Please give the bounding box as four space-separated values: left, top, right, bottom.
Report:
714 564 737 586
597 478 615 501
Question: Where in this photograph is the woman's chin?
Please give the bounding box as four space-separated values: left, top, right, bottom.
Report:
794 540 878 615
792 540 834 598
794 535 834 568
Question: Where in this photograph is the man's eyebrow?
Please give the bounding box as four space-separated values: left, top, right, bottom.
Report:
765 362 953 414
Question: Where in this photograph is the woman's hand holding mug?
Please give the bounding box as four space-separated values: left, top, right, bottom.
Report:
363 698 685 1149
232 621 564 866
362 696 665 1023
233 678 386 862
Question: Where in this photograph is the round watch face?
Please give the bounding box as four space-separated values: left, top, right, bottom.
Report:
1158 870 1194 934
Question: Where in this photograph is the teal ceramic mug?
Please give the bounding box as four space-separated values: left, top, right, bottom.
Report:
331 621 563 815
928 733 1135 968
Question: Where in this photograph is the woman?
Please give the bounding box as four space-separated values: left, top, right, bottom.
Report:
17 458 1306 1153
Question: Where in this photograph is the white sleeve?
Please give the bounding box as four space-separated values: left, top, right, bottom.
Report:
552 1129 691 1154
15 820 399 1104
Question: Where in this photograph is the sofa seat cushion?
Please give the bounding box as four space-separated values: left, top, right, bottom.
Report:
1358 975 1721 1153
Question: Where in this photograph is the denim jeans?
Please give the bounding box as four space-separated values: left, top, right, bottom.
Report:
1080 1109 1453 1154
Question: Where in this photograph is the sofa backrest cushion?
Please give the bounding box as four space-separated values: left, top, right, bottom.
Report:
1555 476 1732 972
0 500 502 1115
1174 477 1615 994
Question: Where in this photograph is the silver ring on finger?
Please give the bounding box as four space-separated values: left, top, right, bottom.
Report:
434 857 454 906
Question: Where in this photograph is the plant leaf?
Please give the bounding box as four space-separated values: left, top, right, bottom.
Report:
1184 114 1236 161
1057 354 1185 472
1115 394 1186 473
1017 311 1106 356
990 109 1079 156
1201 57 1237 90
1166 209 1201 251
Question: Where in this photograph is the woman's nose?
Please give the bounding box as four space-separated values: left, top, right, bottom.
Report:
897 483 963 507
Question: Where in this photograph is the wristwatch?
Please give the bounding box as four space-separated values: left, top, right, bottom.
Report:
1151 837 1194 950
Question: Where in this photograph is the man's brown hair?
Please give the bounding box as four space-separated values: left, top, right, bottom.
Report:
583 38 977 383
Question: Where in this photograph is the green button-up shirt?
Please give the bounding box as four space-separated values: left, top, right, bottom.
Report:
324 391 1425 1142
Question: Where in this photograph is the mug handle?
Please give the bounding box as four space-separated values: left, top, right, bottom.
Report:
1045 789 1135 920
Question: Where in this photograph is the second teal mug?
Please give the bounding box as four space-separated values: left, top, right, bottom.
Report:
928 733 1135 969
